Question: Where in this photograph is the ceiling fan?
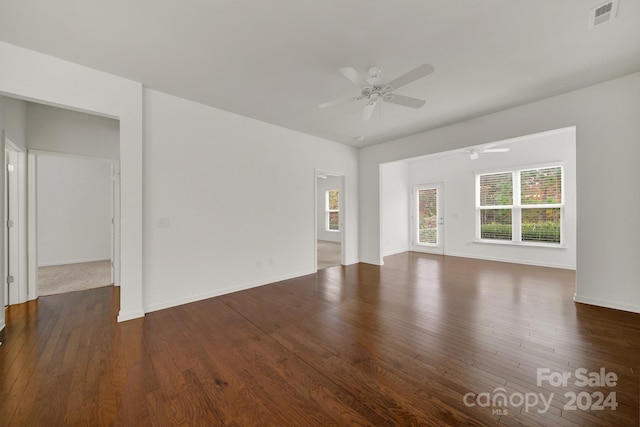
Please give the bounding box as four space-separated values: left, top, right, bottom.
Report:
318 64 434 121
465 143 510 160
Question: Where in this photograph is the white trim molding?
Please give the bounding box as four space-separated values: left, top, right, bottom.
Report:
574 294 640 314
143 269 316 314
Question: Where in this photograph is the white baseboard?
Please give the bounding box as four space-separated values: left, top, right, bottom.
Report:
38 257 111 268
383 248 409 257
143 268 317 314
317 237 341 243
359 257 383 266
444 251 576 270
380 250 575 270
574 294 640 314
117 309 146 323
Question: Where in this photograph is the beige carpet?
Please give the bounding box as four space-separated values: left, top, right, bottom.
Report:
317 240 341 270
38 260 113 296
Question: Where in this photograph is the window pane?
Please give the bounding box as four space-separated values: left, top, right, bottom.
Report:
480 209 512 240
480 173 513 206
328 190 339 210
521 167 562 205
522 208 561 243
418 188 437 244
328 212 339 230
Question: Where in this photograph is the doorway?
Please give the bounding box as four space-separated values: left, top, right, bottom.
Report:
315 171 345 270
412 183 444 255
29 151 119 296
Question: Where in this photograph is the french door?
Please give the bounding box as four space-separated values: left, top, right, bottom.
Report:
412 183 444 255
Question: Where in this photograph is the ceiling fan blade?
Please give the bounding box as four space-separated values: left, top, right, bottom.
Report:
317 96 362 109
361 99 379 121
387 64 434 90
384 94 426 109
340 67 368 87
483 148 510 153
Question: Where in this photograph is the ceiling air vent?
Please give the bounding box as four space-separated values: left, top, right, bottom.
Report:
589 0 618 29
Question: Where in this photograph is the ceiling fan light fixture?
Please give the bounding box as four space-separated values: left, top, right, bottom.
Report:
368 66 381 77
465 145 510 159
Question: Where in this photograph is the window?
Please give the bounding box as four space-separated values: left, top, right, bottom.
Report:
326 189 339 231
477 166 563 245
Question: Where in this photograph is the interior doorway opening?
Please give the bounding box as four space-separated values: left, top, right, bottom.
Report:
29 151 120 297
315 170 345 270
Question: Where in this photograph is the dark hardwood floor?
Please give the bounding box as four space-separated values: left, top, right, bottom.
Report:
1 253 639 426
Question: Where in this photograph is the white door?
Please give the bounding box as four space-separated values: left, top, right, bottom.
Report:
5 144 20 305
412 183 444 255
3 147 8 307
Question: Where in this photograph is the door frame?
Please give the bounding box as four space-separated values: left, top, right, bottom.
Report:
111 163 121 286
4 134 27 306
314 169 346 271
411 182 445 255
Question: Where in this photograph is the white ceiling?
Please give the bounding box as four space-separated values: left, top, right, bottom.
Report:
1 0 639 148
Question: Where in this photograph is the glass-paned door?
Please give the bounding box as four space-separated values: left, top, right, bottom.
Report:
413 183 444 255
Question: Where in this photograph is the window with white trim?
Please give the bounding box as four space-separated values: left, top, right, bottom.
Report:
476 166 563 245
326 189 339 231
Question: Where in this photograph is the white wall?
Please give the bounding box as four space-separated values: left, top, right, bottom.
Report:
360 72 640 314
0 41 144 322
404 128 576 269
316 175 341 243
381 161 409 256
26 102 119 159
143 89 359 312
1 42 357 322
37 155 112 266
